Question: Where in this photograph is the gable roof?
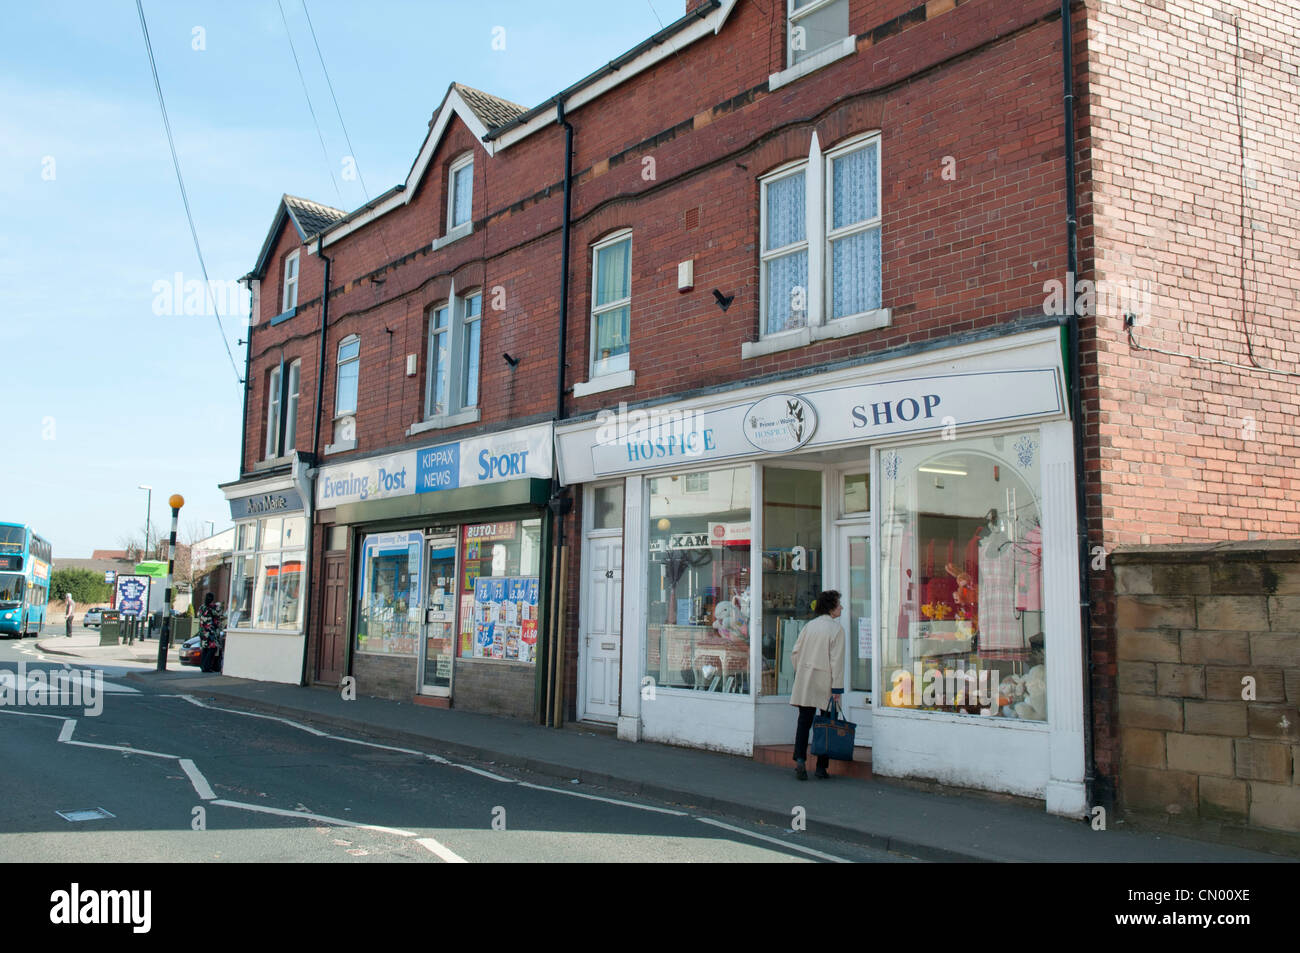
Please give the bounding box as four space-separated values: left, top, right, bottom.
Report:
316 0 739 248
245 193 347 281
453 83 527 130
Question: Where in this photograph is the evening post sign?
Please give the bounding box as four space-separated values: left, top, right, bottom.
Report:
556 369 1065 483
316 423 553 508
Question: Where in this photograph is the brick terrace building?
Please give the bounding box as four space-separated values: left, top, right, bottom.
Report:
218 0 1298 819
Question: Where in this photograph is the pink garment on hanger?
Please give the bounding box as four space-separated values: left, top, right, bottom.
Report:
1015 525 1043 612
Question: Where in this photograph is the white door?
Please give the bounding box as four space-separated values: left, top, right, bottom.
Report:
583 535 623 722
839 523 873 746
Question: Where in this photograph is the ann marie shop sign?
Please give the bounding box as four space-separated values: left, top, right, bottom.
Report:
316 423 553 508
555 367 1064 482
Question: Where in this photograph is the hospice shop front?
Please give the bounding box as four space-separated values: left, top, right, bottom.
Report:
554 324 1089 815
311 422 554 719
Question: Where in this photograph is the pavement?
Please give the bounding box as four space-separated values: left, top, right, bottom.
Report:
33 631 1290 863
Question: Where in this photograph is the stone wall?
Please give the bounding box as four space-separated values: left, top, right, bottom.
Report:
1113 542 1300 842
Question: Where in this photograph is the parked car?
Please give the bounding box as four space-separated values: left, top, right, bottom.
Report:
179 635 202 667
83 607 106 629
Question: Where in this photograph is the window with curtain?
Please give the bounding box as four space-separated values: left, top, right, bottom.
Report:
283 359 300 453
761 169 809 336
758 133 883 339
462 292 481 407
429 305 450 416
591 233 631 378
336 336 360 416
828 139 882 320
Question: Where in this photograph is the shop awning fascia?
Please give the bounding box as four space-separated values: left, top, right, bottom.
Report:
329 478 550 526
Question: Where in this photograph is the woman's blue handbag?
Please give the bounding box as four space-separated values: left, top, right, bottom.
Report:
810 698 857 761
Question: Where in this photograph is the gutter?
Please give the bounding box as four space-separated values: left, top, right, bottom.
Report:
1060 0 1099 811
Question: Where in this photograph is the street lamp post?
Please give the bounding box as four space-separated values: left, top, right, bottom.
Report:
157 494 184 672
138 484 152 560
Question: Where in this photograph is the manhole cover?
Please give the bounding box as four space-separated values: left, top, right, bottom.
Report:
56 808 116 822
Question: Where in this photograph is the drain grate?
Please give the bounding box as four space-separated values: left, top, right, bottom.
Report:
56 808 116 822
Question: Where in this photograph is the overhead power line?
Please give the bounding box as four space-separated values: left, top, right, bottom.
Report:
134 0 243 387
301 0 369 200
276 0 344 204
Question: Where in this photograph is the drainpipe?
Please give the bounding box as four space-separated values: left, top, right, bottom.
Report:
542 99 576 727
238 279 254 476
1061 0 1099 811
300 236 332 688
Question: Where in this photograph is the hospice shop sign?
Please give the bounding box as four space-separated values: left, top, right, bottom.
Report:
316 423 552 508
556 368 1063 483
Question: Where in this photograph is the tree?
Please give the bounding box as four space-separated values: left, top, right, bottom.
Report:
49 568 112 605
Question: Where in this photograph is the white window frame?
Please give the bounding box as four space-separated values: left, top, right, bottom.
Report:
759 161 811 341
824 133 884 325
336 335 360 417
264 364 282 460
447 153 474 233
283 359 301 454
418 284 483 430
588 230 633 382
747 131 888 359
281 250 299 313
787 0 850 69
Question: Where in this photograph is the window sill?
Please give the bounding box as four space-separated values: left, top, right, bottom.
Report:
252 455 293 471
769 35 856 92
573 369 636 397
741 327 810 359
270 307 297 326
431 222 473 252
740 309 891 359
407 407 480 436
323 439 356 456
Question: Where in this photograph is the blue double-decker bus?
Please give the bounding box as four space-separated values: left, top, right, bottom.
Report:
0 523 52 637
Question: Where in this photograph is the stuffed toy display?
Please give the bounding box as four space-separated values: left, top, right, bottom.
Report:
998 664 1046 720
712 590 751 643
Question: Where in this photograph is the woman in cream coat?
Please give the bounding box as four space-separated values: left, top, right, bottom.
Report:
789 590 846 780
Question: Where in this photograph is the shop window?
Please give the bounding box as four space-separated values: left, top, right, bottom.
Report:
229 515 306 631
646 466 752 694
788 0 850 67
458 520 542 662
761 468 822 695
878 432 1045 720
356 531 422 656
590 231 632 379
591 484 624 530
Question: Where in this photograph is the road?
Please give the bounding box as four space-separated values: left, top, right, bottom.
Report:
0 635 913 863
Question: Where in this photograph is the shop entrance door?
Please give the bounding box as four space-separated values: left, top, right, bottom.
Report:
837 522 873 746
581 533 623 723
317 552 349 685
419 534 458 696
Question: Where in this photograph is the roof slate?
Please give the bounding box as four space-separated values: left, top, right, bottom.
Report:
283 194 348 238
452 83 528 130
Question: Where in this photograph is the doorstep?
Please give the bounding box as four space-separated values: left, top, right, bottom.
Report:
754 744 873 780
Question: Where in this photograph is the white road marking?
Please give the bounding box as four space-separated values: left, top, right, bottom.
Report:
416 837 468 863
179 759 215 800
0 708 67 721
209 798 419 837
694 816 850 863
455 765 517 783
58 719 75 742
63 740 180 759
516 781 688 816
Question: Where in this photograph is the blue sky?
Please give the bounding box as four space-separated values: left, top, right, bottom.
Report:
1 0 674 558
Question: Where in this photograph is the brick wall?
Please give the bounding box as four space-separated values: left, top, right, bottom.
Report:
353 653 414 702
1078 0 1300 810
453 659 535 719
1113 542 1300 849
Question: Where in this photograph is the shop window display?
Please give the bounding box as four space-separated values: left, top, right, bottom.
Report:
356 531 422 656
458 519 541 662
645 466 752 693
229 516 306 631
760 468 822 695
878 432 1045 720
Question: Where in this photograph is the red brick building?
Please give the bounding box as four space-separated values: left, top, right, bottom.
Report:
218 0 1297 820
